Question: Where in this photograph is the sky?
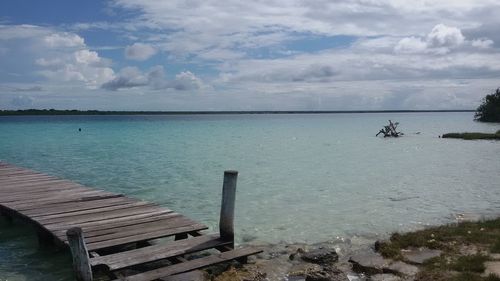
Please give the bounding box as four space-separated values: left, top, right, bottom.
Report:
1 0 500 111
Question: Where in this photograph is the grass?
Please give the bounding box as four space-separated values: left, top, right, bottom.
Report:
378 218 500 259
442 130 500 140
377 218 500 281
416 271 500 281
491 238 500 253
450 254 488 272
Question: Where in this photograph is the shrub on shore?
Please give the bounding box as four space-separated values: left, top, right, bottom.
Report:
475 88 500 122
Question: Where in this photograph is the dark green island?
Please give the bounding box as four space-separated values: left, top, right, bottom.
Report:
442 131 500 140
443 88 500 140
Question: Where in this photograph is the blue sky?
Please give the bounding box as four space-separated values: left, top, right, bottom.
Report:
1 0 500 110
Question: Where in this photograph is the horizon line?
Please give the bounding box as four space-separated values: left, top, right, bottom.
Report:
0 109 476 116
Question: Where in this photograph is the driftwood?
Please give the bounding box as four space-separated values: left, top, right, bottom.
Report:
376 120 403 137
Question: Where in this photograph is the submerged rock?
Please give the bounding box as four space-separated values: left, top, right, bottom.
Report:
401 248 442 264
349 252 418 277
368 274 401 281
301 248 339 265
484 261 500 276
288 263 323 277
349 251 391 275
305 266 349 281
386 261 419 276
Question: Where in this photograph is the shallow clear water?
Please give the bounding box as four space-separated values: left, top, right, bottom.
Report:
0 112 499 280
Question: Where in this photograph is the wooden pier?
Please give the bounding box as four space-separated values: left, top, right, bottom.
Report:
0 162 261 281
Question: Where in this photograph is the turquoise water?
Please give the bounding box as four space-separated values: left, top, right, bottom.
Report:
1 112 500 280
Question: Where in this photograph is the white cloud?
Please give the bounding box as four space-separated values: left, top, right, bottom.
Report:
101 66 148 90
124 42 157 61
426 24 465 49
0 24 49 40
394 37 428 54
101 65 203 91
74 50 101 65
471 38 494 49
43 32 85 48
0 25 115 89
37 48 114 88
2 1 500 110
395 24 493 54
171 71 203 91
112 0 500 59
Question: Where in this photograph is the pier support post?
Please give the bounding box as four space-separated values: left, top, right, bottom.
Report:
219 170 237 248
67 227 93 281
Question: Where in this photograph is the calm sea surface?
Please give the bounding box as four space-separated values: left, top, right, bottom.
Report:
1 112 499 280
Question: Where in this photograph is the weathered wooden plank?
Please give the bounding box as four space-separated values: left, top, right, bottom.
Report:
0 184 83 196
45 210 175 232
20 197 137 216
57 214 191 239
31 201 157 221
0 170 46 177
91 234 230 271
0 187 94 202
0 175 58 185
114 248 262 281
0 180 80 192
3 194 123 211
0 173 56 181
0 163 257 281
71 217 201 244
37 205 170 226
86 223 208 251
51 213 182 237
1 190 110 204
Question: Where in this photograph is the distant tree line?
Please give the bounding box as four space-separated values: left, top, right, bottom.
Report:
0 109 476 116
0 109 106 116
475 88 500 122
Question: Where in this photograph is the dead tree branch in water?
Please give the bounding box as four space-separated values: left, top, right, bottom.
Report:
376 120 403 137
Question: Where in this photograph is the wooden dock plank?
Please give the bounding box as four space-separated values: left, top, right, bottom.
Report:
30 201 157 220
91 234 230 271
0 163 258 280
2 194 125 211
85 223 208 251
20 197 137 216
45 210 175 233
114 248 262 281
75 217 202 244
36 205 171 226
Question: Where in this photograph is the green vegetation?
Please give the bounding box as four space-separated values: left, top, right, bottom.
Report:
475 88 500 122
491 238 500 253
378 218 500 281
442 131 500 140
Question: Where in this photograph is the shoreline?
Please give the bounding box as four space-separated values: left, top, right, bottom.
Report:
208 214 500 281
0 109 475 116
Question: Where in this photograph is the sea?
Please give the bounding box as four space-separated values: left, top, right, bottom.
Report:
0 112 499 280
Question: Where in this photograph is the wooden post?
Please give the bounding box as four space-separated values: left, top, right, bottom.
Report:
66 227 93 281
219 170 237 248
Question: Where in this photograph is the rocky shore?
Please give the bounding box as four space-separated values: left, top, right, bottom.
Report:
171 217 500 281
